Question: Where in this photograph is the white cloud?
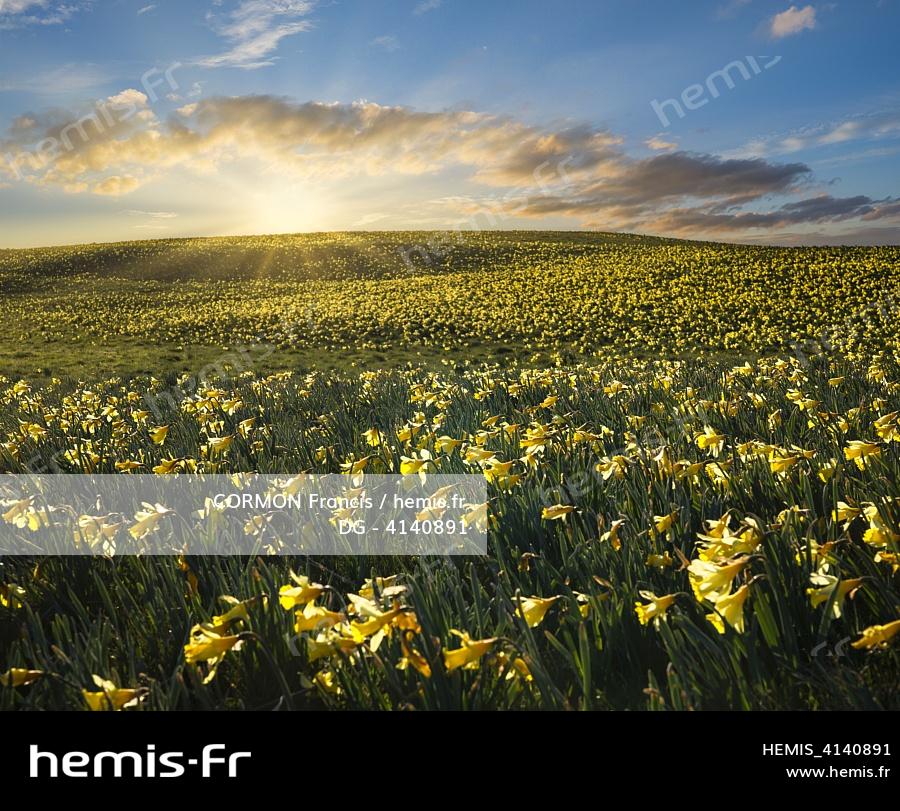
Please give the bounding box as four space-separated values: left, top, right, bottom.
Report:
716 0 752 20
196 0 315 70
123 209 178 218
0 1 47 11
137 4 156 15
0 1 89 29
353 212 390 226
646 135 677 151
0 62 112 94
413 0 442 16
729 110 900 157
769 4 817 38
370 34 400 52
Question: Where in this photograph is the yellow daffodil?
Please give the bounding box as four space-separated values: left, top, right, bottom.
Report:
514 595 559 627
443 631 497 672
634 591 677 627
705 584 751 634
851 619 900 650
0 668 43 687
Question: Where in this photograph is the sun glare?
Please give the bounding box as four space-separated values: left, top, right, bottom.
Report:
246 184 332 235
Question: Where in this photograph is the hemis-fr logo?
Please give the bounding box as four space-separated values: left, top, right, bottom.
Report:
29 744 251 778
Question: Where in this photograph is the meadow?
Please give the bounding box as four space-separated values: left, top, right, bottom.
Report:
1 231 898 710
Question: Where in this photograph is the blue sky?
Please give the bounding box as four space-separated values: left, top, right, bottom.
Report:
1 0 899 247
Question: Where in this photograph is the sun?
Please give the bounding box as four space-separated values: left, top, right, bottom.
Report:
246 182 333 235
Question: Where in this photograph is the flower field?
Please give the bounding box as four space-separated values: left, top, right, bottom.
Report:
1 232 899 710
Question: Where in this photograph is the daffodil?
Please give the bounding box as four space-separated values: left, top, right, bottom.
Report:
127 500 173 540
851 619 900 650
592 523 623 558
806 573 864 618
652 509 679 536
514 595 559 627
705 584 751 634
398 631 432 678
278 573 326 608
646 552 674 569
634 591 677 627
494 651 533 682
294 602 345 633
542 504 575 521
844 440 881 470
306 630 360 663
82 676 145 711
443 631 497 672
695 426 726 456
149 425 169 445
0 583 26 609
688 557 749 602
0 668 43 687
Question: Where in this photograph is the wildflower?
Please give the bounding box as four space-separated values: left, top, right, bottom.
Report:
0 583 26 609
705 584 751 634
128 502 172 540
634 591 677 627
595 455 628 480
832 501 862 525
312 669 341 696
874 550 899 574
646 552 674 569
695 426 726 457
461 501 489 531
206 434 234 456
0 668 43 687
82 676 145 711
149 425 169 445
207 595 265 633
358 574 406 600
806 573 864 618
398 632 432 678
844 440 881 470
278 573 326 608
542 504 575 521
443 631 497 672
862 505 900 548
652 509 679 536
494 651 533 682
851 619 900 650
769 453 799 475
306 630 360 663
874 412 899 443
434 435 463 453
293 602 345 634
818 458 840 482
601 518 626 550
514 595 559 627
688 557 749 602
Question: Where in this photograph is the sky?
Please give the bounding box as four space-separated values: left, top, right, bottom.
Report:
0 0 899 248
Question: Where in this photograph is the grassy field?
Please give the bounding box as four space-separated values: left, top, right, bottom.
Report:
1 231 899 710
2 232 899 377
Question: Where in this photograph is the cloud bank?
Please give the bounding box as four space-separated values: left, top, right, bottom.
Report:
1 91 898 242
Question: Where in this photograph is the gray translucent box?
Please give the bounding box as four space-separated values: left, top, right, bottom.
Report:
0 474 488 556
